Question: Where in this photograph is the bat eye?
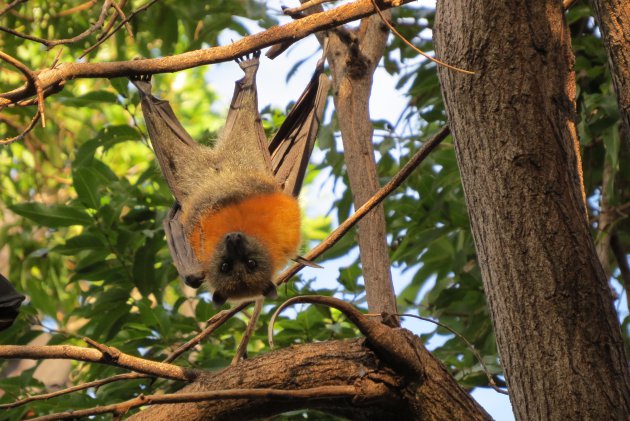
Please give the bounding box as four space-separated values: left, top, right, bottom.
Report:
246 259 257 270
220 262 231 273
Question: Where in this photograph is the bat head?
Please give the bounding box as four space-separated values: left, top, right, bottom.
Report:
206 231 277 306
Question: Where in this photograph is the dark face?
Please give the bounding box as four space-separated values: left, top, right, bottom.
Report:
206 232 276 305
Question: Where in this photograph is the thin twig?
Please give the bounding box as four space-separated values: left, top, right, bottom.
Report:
275 125 450 286
0 373 147 410
80 0 159 59
394 313 509 395
29 385 362 421
51 0 98 18
368 0 475 75
110 0 133 38
0 112 40 145
0 50 45 131
232 299 263 365
0 0 27 17
0 0 113 48
163 303 249 363
83 337 122 361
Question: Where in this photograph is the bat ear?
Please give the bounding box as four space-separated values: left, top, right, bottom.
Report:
293 256 323 269
269 51 331 197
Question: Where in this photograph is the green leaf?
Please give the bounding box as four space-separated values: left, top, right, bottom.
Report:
58 90 119 106
133 241 157 296
73 167 101 209
9 203 92 227
53 233 106 255
338 262 361 293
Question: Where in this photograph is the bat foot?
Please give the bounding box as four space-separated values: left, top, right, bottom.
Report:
129 74 152 82
235 51 261 72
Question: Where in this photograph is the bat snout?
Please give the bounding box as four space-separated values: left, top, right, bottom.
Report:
225 232 246 257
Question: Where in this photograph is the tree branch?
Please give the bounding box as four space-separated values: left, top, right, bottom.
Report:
32 385 374 421
127 338 491 420
0 0 413 105
0 344 199 382
0 0 27 17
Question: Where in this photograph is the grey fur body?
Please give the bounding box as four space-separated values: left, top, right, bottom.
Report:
133 54 278 232
131 50 331 303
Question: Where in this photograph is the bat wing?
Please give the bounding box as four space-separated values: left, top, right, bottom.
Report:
132 76 207 283
163 204 205 286
220 51 273 172
131 76 200 204
269 59 331 196
0 273 25 331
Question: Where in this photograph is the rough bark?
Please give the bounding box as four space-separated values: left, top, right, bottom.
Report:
129 336 491 420
590 0 630 146
595 156 614 281
434 1 630 420
326 14 399 319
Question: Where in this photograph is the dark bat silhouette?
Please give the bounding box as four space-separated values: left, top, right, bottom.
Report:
132 50 330 305
0 273 25 331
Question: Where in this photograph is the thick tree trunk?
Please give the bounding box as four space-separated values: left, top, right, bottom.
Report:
434 1 630 420
326 14 399 319
130 335 491 420
590 0 630 146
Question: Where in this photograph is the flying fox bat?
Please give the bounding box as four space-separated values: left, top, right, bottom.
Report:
131 50 330 305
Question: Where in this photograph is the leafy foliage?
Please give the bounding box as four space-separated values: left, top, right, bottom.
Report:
0 1 628 419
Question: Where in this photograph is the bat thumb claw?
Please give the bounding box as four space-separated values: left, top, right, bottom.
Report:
212 292 227 307
293 256 323 269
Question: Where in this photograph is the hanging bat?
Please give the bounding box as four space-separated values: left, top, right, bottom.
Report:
131 50 330 306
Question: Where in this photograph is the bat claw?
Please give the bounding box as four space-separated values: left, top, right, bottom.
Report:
235 51 261 70
262 283 277 299
130 74 152 82
184 273 205 289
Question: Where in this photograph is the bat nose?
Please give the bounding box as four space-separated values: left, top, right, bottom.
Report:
225 232 246 256
226 232 243 243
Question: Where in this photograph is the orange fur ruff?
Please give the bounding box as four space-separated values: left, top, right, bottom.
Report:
189 192 301 271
